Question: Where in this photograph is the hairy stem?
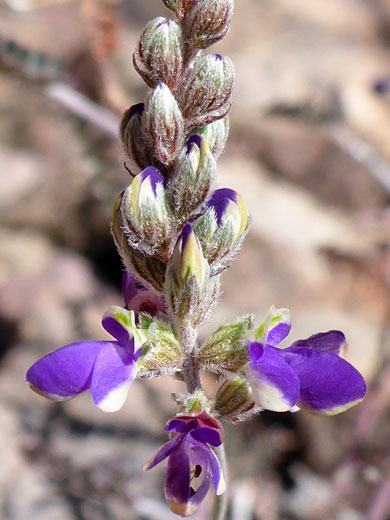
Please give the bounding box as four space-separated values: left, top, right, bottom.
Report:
212 444 228 520
180 322 201 393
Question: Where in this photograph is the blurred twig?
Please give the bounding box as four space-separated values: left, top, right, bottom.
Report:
46 82 119 137
366 478 390 520
330 126 390 193
212 444 229 520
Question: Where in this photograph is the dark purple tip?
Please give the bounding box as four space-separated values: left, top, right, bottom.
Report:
178 223 194 251
128 103 144 118
140 166 165 194
372 78 390 95
213 53 224 61
186 135 202 155
207 188 237 225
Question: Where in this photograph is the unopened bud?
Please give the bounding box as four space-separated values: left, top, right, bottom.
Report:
162 0 186 19
191 117 230 159
166 224 217 325
215 377 255 422
142 83 184 166
111 193 167 291
169 135 216 221
133 17 183 90
111 190 128 257
180 53 234 127
171 224 207 290
121 167 172 255
208 189 249 240
194 188 249 267
184 0 233 49
120 103 150 174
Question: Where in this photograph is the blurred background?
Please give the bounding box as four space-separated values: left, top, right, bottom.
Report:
0 0 389 519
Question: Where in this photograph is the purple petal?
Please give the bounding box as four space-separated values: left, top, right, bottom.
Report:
102 314 130 342
26 341 106 400
90 343 136 412
187 444 212 510
165 441 193 516
143 435 184 471
128 291 165 317
178 223 194 254
205 447 225 495
262 307 291 347
290 330 348 358
246 342 299 411
122 271 145 309
266 321 291 347
190 426 223 447
186 135 202 155
208 188 237 205
166 412 225 444
207 188 238 225
281 347 366 415
140 166 165 194
166 418 191 434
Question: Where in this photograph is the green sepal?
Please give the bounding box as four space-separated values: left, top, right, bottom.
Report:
214 376 256 422
139 313 153 330
136 315 183 376
196 315 254 372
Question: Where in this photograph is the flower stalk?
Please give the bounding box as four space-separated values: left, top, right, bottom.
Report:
25 0 367 518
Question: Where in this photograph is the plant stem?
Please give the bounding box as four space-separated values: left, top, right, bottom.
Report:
180 322 201 393
212 444 229 520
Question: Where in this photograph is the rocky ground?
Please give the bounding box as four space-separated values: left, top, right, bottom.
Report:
0 1 389 519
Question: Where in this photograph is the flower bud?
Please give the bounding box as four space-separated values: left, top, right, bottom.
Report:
133 17 183 90
169 135 216 221
194 188 249 267
142 83 184 166
112 195 168 291
121 166 172 256
183 0 233 49
171 224 207 290
209 188 249 240
111 191 131 265
120 103 150 174
162 0 186 19
166 225 217 325
215 377 256 422
179 53 234 127
191 117 230 159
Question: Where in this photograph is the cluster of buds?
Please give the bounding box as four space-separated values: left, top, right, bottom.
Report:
26 0 367 518
113 0 245 331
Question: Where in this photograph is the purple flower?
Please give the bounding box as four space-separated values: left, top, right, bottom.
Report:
25 275 155 412
144 411 226 517
245 307 366 415
122 271 165 317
